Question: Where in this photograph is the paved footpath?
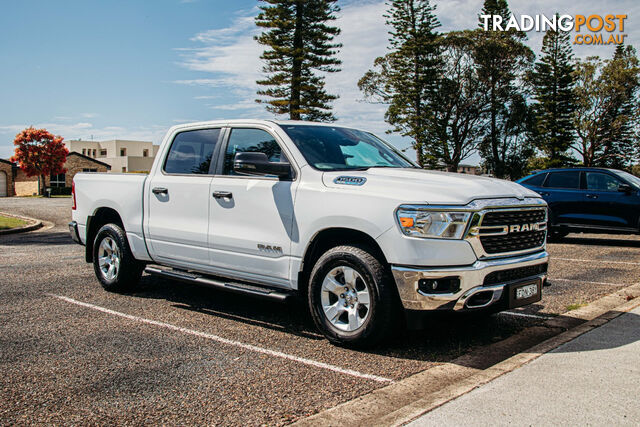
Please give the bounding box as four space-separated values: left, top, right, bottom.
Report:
409 305 640 426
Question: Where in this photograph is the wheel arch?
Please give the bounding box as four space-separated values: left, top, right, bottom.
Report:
297 227 388 295
85 207 125 262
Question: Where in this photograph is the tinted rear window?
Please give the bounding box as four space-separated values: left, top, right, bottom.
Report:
522 173 546 187
545 171 581 189
164 128 220 175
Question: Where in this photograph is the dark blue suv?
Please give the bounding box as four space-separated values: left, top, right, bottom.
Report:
517 168 640 239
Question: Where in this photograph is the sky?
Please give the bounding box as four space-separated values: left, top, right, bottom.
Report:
1 0 639 164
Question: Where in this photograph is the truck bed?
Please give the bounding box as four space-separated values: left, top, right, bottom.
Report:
72 172 148 258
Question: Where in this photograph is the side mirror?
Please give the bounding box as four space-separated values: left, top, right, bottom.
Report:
233 152 291 179
618 183 634 194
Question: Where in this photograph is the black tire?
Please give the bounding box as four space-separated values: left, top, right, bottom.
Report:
308 244 397 348
92 223 143 292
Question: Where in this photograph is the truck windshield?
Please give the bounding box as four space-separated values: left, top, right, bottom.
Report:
281 124 416 171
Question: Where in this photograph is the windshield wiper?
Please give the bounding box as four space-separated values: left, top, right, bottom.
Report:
329 165 412 171
330 167 370 171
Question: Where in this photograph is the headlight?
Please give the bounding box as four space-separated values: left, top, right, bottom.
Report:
396 207 471 239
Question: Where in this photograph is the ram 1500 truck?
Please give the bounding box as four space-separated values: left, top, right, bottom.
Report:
70 120 549 346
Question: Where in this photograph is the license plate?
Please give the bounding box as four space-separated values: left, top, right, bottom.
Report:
516 283 538 300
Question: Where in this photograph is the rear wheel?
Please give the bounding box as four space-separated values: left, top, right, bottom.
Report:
93 223 143 292
308 245 397 348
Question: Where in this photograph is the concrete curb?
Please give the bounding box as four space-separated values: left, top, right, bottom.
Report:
294 283 640 427
0 212 43 236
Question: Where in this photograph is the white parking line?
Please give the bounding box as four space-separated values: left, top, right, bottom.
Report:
500 311 551 320
553 257 640 266
550 278 627 287
48 294 393 384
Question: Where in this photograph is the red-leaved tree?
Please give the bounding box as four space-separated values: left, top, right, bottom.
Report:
11 127 69 195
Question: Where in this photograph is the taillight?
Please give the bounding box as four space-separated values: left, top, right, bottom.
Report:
72 182 77 210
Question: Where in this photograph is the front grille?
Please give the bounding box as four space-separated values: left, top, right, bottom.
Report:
483 263 548 286
479 208 547 254
480 231 546 254
481 209 546 226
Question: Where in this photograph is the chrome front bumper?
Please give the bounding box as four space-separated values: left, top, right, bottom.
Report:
391 251 549 311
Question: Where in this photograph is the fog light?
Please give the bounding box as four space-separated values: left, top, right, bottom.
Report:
418 277 460 294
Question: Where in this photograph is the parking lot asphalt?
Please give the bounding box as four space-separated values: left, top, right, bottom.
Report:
1 197 639 425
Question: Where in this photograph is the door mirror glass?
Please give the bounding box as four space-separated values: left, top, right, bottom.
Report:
618 183 634 194
233 152 291 178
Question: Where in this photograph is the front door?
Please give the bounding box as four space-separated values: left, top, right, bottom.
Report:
583 171 637 229
208 127 298 287
146 128 221 267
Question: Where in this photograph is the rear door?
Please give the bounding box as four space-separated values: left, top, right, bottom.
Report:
542 170 584 226
146 128 222 266
583 171 637 229
207 126 298 287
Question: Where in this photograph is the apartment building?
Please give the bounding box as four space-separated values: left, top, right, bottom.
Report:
65 139 160 173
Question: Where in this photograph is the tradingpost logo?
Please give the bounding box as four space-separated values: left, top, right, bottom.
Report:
480 14 628 45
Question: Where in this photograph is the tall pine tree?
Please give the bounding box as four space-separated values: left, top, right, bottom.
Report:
573 45 640 167
530 20 576 168
358 0 442 167
474 0 534 178
254 0 342 122
600 45 640 168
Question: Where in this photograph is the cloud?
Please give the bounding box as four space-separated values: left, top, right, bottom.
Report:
174 1 391 130
324 0 392 135
174 0 640 163
175 10 262 91
207 98 261 111
189 15 256 44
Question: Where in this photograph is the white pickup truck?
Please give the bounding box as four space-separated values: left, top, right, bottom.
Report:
70 120 549 346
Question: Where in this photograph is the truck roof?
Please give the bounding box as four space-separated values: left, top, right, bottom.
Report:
168 119 365 132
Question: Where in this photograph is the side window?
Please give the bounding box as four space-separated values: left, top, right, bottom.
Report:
523 173 547 187
586 172 621 192
545 171 580 189
223 128 288 175
164 128 220 175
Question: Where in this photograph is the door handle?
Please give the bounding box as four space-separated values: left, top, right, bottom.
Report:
152 187 168 195
212 191 233 199
586 194 598 199
539 192 549 196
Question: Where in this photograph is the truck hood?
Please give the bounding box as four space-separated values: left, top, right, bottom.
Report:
321 168 540 205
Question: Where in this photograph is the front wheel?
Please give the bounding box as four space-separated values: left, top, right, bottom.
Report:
308 245 397 348
93 223 143 292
